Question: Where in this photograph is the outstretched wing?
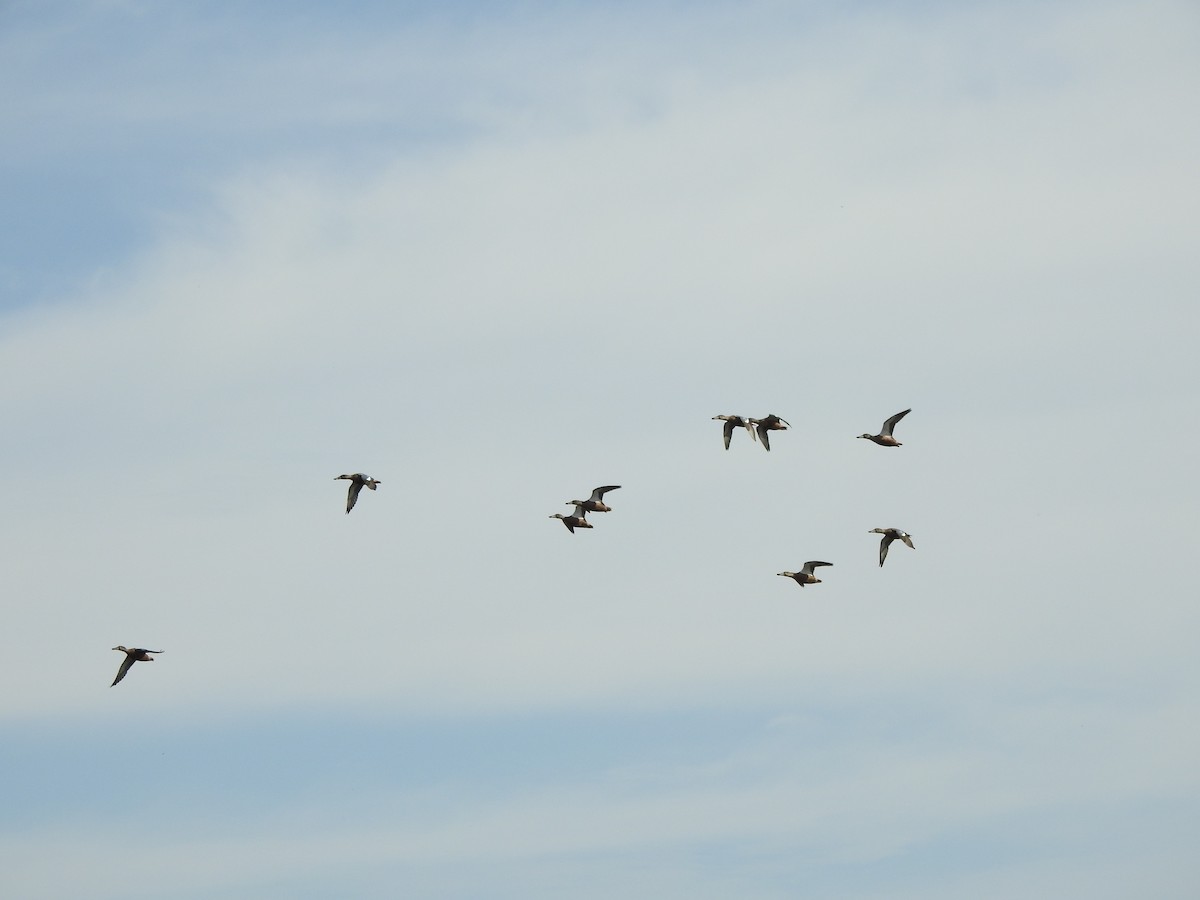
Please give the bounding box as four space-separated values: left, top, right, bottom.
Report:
111 654 135 686
900 532 915 550
757 422 771 451
881 408 911 436
590 485 621 501
721 419 735 449
345 480 364 514
802 561 833 575
878 535 893 567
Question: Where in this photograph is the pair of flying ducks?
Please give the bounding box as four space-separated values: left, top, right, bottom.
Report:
550 485 621 533
778 528 916 590
711 414 790 451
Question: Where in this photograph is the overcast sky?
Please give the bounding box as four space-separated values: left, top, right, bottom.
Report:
2 1 1198 897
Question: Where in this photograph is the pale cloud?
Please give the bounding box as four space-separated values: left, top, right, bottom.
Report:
5 695 1197 897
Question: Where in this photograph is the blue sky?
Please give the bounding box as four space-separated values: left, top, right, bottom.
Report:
2 1 1198 897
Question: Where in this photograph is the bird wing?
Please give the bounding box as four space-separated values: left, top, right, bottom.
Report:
111 654 135 686
345 480 364 513
881 408 911 436
571 503 590 519
757 422 771 451
721 419 735 449
802 561 833 574
879 534 894 566
591 485 621 500
900 533 915 549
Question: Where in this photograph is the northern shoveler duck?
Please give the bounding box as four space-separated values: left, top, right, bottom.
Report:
111 646 162 686
712 415 756 450
777 561 832 587
567 485 621 513
550 503 593 533
858 409 910 446
869 528 915 566
335 473 381 514
750 414 790 451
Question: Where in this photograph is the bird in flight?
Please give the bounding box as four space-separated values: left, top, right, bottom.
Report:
777 561 832 587
111 646 163 686
712 415 757 450
335 473 381 514
857 408 911 447
565 485 621 513
750 414 790 451
550 503 593 533
869 527 915 566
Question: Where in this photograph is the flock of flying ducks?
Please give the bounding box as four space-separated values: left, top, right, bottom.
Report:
545 408 917 583
110 408 915 686
721 408 915 590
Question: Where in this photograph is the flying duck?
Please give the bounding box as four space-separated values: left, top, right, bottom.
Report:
335 473 381 514
566 485 621 513
111 646 162 686
712 415 757 450
869 528 915 566
858 409 911 447
550 503 593 533
777 561 832 587
749 414 790 451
